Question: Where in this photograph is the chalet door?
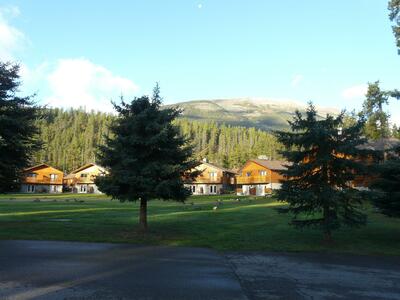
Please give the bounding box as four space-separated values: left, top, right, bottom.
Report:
80 185 87 193
249 186 256 195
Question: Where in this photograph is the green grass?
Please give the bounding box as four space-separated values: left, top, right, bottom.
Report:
0 193 399 256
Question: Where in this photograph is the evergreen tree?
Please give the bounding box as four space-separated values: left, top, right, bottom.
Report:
95 85 198 231
392 124 400 139
30 107 285 171
0 62 41 192
275 103 369 242
360 81 391 139
389 0 400 54
370 146 400 217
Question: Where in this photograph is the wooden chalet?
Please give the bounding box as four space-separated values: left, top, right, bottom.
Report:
185 160 236 195
236 159 289 196
21 164 64 193
64 163 107 194
352 137 400 189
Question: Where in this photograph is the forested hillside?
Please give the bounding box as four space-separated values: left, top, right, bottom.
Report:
32 108 284 173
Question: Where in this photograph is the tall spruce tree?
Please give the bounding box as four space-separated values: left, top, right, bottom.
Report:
0 62 41 192
275 103 369 242
389 0 400 54
360 81 391 140
95 84 198 231
370 146 400 218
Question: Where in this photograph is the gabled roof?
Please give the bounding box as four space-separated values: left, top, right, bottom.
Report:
198 161 237 174
357 138 400 151
64 174 76 180
23 163 63 173
244 159 291 171
69 163 105 174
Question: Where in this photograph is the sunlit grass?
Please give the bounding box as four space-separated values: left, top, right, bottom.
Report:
0 193 399 255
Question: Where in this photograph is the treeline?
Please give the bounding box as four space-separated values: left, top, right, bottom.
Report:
33 108 114 173
32 108 284 173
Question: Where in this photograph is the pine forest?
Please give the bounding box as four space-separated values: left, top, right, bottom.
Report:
32 108 284 173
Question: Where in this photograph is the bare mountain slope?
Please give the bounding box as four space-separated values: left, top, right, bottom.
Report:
166 98 338 131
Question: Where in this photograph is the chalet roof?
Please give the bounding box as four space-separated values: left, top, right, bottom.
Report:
64 174 76 180
23 163 62 173
199 161 237 174
357 138 400 151
250 159 291 171
69 163 104 174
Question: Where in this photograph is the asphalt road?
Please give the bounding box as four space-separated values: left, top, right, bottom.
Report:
0 240 246 300
227 252 400 300
1 241 400 300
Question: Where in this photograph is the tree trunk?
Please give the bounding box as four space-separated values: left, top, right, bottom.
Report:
139 198 148 232
323 205 333 244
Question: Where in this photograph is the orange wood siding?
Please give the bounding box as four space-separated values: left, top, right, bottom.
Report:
64 165 106 186
236 161 285 185
188 163 234 185
22 165 63 185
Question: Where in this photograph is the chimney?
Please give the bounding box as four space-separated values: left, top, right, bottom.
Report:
257 155 269 160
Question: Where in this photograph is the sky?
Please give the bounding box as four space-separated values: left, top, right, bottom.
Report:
1 1 400 124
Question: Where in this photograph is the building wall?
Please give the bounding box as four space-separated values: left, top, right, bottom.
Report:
239 183 282 196
191 164 226 184
22 165 64 186
20 184 62 193
185 183 223 195
185 162 236 193
74 183 102 194
236 161 285 185
66 164 106 194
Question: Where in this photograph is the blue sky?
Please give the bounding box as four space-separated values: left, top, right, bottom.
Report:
1 1 400 123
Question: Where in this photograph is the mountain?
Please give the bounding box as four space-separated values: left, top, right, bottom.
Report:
165 98 339 131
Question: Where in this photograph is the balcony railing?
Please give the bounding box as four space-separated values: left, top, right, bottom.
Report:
186 177 222 184
236 175 272 184
23 176 62 185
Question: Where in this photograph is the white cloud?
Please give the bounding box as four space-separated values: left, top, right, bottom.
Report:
0 5 26 60
45 58 139 111
342 84 368 100
291 74 303 87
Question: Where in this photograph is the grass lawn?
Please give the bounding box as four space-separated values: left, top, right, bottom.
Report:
0 193 399 256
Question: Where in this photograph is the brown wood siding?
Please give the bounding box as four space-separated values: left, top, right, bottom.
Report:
22 165 64 185
187 163 235 185
63 165 105 186
236 161 285 185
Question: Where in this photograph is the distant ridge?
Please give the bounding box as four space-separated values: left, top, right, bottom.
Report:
165 98 339 131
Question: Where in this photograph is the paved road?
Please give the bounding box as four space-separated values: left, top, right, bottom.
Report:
227 252 400 300
1 241 400 300
0 240 246 300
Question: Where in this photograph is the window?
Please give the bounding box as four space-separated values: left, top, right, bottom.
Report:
191 185 196 193
80 173 88 178
27 173 37 178
210 185 217 194
28 185 35 192
246 172 251 177
52 185 57 192
259 170 267 176
50 174 58 181
80 185 87 192
209 172 217 180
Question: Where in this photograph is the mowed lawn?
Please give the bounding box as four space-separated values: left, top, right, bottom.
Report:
0 193 399 256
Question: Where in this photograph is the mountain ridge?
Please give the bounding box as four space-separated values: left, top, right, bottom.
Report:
165 98 339 131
